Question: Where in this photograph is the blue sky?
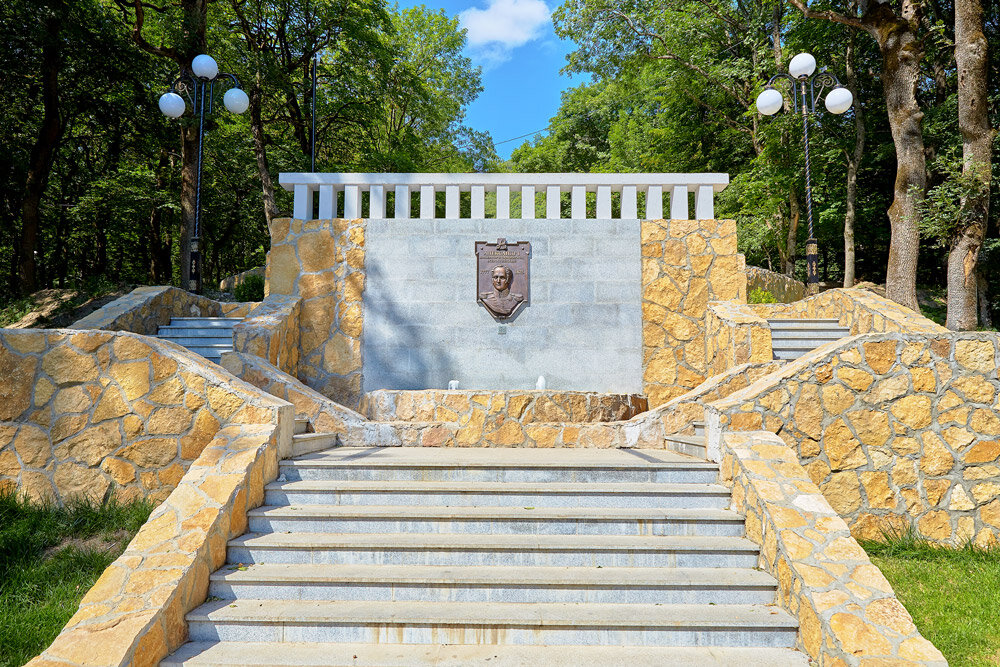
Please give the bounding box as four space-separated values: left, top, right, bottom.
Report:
396 0 579 159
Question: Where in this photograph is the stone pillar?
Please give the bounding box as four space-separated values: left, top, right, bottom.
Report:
266 218 365 408
641 219 745 407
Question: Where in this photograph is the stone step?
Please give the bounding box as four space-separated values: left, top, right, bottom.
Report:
769 332 848 342
168 317 241 327
766 318 842 328
773 348 820 361
186 599 799 647
226 532 761 568
156 336 234 346
294 418 311 435
291 433 340 457
281 448 719 484
246 505 745 537
662 434 706 459
208 564 777 605
264 480 732 509
158 327 236 337
163 641 811 666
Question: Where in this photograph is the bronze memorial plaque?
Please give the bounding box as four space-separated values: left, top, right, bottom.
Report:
475 238 530 320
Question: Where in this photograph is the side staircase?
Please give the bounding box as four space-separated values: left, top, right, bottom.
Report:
156 317 237 363
768 318 850 361
164 445 809 666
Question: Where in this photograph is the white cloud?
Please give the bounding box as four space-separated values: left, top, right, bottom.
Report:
460 0 551 65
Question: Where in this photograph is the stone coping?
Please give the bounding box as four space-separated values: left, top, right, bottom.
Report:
233 296 301 377
719 430 944 665
360 390 649 424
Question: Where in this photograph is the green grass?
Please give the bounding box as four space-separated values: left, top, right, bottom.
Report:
0 492 154 667
862 533 1000 666
0 296 36 327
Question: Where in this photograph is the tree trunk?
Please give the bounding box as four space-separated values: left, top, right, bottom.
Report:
18 14 63 296
843 27 866 288
149 151 172 283
179 124 197 288
876 0 925 312
785 188 800 276
947 0 993 330
249 76 280 225
978 267 992 328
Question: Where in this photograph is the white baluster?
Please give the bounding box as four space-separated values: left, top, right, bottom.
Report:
596 185 612 219
369 185 385 218
571 186 586 219
546 185 560 219
621 185 637 219
394 185 410 219
521 186 535 219
293 184 313 220
695 184 714 220
471 185 485 218
645 185 663 220
318 185 335 219
420 185 435 218
344 185 361 219
670 185 688 219
496 186 510 218
445 185 460 218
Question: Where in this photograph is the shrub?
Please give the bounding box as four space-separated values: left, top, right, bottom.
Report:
748 287 776 304
234 273 265 302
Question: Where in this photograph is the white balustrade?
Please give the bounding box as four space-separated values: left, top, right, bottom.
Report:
278 173 729 221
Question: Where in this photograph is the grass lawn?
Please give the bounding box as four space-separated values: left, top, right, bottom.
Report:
0 492 154 667
862 536 1000 666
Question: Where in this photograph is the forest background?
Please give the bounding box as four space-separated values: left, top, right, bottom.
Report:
2 0 998 329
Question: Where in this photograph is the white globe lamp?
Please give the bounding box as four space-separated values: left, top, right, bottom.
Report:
825 86 854 114
158 92 186 118
223 88 249 114
788 53 817 78
755 88 783 116
191 54 219 80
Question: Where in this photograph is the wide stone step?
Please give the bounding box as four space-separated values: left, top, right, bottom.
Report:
168 317 241 327
281 448 719 484
156 336 234 346
209 564 776 605
246 505 745 537
662 434 706 459
164 641 811 666
766 318 842 328
265 480 731 509
158 327 236 337
186 600 799 647
226 533 761 568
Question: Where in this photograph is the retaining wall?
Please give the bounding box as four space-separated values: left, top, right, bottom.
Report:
746 265 805 303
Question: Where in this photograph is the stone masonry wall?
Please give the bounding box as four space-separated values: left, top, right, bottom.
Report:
720 431 944 666
232 296 301 377
72 286 256 335
706 332 1000 547
0 328 290 505
641 219 746 407
267 218 365 408
705 301 773 377
746 265 805 303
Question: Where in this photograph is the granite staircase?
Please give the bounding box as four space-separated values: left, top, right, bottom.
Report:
768 318 850 361
164 445 809 666
156 317 238 363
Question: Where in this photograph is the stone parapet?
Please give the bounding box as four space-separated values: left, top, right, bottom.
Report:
232 296 301 377
746 265 805 303
705 301 773 377
267 218 365 408
219 266 264 292
0 328 291 505
70 286 257 335
751 288 945 335
361 390 647 424
719 431 944 666
640 219 746 407
706 331 1000 547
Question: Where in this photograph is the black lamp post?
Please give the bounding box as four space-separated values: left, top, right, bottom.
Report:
755 53 853 295
159 54 248 293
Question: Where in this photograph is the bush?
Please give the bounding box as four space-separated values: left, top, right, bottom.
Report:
233 273 265 302
748 287 776 304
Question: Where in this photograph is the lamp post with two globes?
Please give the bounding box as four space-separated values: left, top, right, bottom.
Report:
158 54 249 293
755 53 854 295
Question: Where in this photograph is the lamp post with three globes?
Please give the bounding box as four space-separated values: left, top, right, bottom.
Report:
158 54 249 293
755 52 854 295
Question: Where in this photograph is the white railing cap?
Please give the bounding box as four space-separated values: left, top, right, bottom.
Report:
279 172 730 192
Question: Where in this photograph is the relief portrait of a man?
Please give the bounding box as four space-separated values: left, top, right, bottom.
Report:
480 265 524 318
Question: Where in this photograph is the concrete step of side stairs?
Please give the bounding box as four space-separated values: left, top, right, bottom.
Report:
164 447 809 665
156 317 239 362
768 318 850 361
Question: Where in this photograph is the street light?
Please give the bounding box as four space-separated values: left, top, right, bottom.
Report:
754 52 853 295
158 54 248 293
